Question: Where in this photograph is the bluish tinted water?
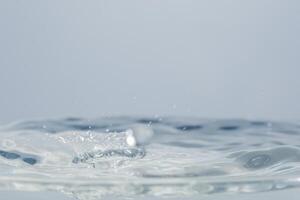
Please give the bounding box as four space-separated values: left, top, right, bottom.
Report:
0 117 300 200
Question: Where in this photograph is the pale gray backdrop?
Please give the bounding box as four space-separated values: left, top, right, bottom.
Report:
0 0 300 124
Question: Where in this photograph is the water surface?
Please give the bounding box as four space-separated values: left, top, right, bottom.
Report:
0 117 300 200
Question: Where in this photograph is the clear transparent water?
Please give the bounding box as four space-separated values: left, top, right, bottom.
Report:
0 117 300 200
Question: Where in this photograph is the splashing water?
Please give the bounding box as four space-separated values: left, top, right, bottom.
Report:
0 117 300 199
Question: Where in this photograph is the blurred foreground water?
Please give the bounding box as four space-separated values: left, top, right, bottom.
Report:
0 117 300 200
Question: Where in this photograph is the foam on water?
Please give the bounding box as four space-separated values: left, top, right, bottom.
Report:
0 117 300 199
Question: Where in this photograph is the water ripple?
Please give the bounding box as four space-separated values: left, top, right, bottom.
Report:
0 118 300 200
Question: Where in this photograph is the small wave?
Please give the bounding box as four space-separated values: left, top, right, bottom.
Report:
0 118 300 199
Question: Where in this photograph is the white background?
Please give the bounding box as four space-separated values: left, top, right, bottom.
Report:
0 0 299 123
